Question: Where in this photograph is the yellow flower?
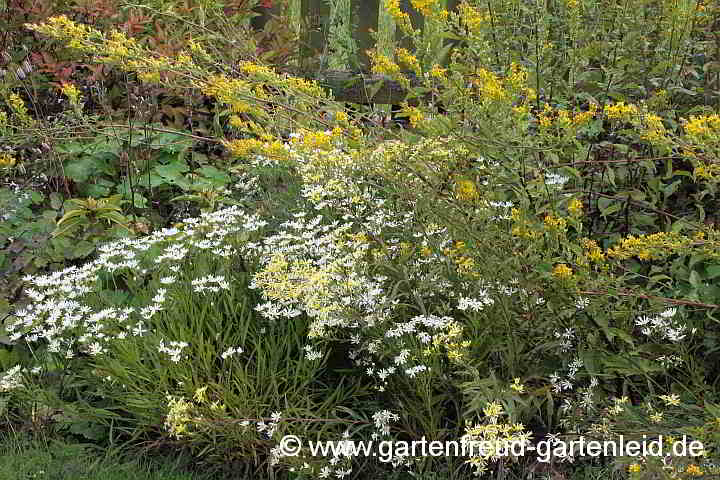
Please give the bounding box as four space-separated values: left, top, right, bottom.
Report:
604 102 638 123
429 64 447 79
483 401 504 418
335 110 348 123
684 114 720 139
395 48 421 75
455 179 479 202
193 386 208 403
369 50 401 77
628 463 642 473
60 83 81 105
544 214 567 231
568 198 583 216
552 264 573 279
385 0 413 33
650 412 664 423
458 2 490 35
510 378 525 393
686 464 703 476
0 153 16 170
659 393 681 406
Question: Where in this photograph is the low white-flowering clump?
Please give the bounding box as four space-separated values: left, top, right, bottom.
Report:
6 206 267 363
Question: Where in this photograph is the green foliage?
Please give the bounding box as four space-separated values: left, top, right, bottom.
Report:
1 1 720 479
0 431 209 480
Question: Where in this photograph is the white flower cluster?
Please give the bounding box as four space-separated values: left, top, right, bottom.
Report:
553 327 575 353
457 292 494 312
550 358 583 394
304 345 324 361
635 308 691 342
0 365 23 392
191 275 230 293
257 411 282 438
8 206 267 367
158 339 189 363
221 346 243 360
371 409 399 436
545 172 570 186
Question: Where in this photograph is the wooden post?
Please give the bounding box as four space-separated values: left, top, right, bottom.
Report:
325 0 357 70
375 0 396 109
288 0 302 68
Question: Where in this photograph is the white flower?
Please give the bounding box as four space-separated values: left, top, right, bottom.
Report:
221 346 243 360
545 172 570 186
158 339 189 363
575 297 590 309
0 365 23 392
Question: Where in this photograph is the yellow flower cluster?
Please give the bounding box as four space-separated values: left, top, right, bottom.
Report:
0 153 16 170
60 82 81 105
335 110 349 124
8 93 29 119
510 378 525 393
604 101 639 123
400 104 425 128
473 68 509 103
510 208 542 239
201 74 254 115
224 138 263 158
606 232 698 261
0 111 6 128
395 48 421 75
552 263 573 279
457 2 490 36
291 129 335 151
454 179 479 202
641 113 669 143
165 395 193 438
694 163 720 181
385 0 413 33
686 464 704 476
286 75 328 99
369 50 402 77
443 241 479 278
463 402 532 475
431 321 470 361
582 238 605 262
429 64 447 80
537 103 554 128
628 463 642 473
543 214 567 231
568 198 583 216
683 113 720 140
536 103 597 131
103 31 137 61
25 15 96 53
411 0 438 16
573 102 598 125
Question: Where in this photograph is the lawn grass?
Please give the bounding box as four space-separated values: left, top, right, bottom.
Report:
0 430 209 480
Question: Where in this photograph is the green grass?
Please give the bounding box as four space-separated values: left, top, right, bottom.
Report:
0 431 209 480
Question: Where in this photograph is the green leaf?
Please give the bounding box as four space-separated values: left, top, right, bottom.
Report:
64 155 110 183
149 132 194 153
197 166 230 186
49 192 64 210
706 264 720 279
154 159 189 180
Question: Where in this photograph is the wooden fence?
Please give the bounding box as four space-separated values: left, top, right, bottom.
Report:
255 0 461 104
